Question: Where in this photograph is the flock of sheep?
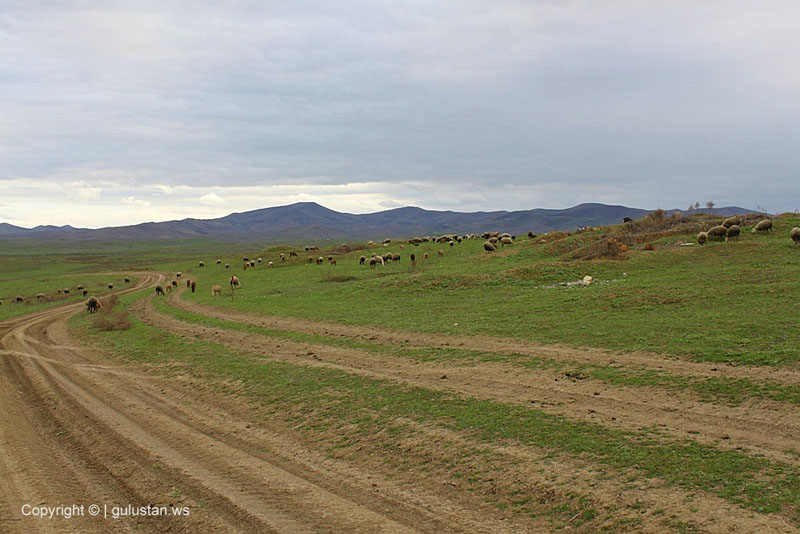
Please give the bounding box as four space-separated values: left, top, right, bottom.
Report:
696 216 800 246
148 216 800 303
9 215 793 311
2 277 130 310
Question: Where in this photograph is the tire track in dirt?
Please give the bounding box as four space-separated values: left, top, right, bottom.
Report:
173 294 800 386
1 273 527 534
133 294 799 532
142 292 800 466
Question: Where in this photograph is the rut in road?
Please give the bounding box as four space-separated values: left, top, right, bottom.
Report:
0 274 528 534
131 292 798 533
142 291 800 466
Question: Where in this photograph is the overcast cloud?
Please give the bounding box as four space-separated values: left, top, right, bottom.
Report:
1 1 798 228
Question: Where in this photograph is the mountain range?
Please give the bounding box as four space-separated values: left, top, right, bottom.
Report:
0 202 756 243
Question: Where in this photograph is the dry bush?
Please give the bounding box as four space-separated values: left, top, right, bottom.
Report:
568 238 628 260
538 231 570 243
101 294 119 309
776 211 799 220
91 293 131 331
614 212 714 245
92 312 132 331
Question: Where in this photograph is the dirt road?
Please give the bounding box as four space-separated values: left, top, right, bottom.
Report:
1 275 515 533
1 277 797 533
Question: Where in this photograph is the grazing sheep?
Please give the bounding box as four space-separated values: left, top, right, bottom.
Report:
191 281 196 293
85 296 102 313
124 277 130 283
707 225 727 241
308 256 314 263
359 255 366 265
57 289 63 294
499 233 511 239
623 217 633 223
328 255 333 262
230 276 240 288
410 253 416 263
165 285 172 293
423 252 429 260
15 295 24 303
107 283 114 289
490 232 499 238
438 249 444 256
722 216 741 228
82 289 88 297
216 259 222 265
280 253 286 261
383 238 391 244
726 225 741 241
77 285 85 291
225 263 230 269
483 241 496 253
488 237 498 244
268 261 274 267
257 258 262 264
392 253 401 262
289 251 298 257
211 284 222 296
752 219 773 233
186 279 192 288
243 264 248 271
382 253 393 262
243 257 250 262
36 293 47 301
155 285 165 296
171 280 178 287
317 256 324 265
198 261 205 267
63 289 70 294
176 272 182 278
449 241 454 247
697 231 708 245
791 227 800 246
500 237 513 247
330 258 337 266
250 261 255 268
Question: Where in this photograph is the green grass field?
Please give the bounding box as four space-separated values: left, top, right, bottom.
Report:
174 215 800 366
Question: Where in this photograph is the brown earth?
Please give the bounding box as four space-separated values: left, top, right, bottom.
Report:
0 276 797 533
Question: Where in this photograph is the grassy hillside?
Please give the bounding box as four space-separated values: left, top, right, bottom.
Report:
174 214 800 366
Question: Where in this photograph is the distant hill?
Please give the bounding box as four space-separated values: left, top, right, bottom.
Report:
0 202 760 243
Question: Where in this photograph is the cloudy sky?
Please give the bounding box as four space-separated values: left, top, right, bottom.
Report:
1 2 798 228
